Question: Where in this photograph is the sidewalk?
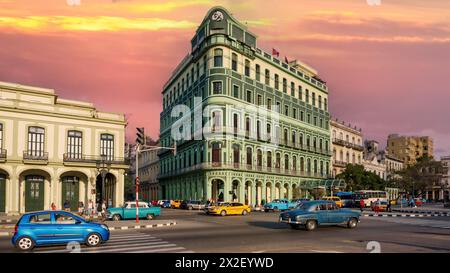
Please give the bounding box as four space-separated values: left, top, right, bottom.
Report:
392 204 450 214
0 219 177 237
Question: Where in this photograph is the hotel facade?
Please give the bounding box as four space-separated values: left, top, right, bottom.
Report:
158 7 341 206
0 81 128 215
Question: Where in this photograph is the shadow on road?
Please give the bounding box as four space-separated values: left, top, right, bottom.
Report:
246 221 287 230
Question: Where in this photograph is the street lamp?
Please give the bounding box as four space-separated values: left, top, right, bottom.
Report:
96 156 111 205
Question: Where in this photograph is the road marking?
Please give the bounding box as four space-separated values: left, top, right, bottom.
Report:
251 250 265 253
310 250 343 253
128 247 186 253
86 243 178 253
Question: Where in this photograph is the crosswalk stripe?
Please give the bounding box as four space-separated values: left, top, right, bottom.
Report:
128 247 186 253
108 237 158 243
86 243 178 253
110 234 152 239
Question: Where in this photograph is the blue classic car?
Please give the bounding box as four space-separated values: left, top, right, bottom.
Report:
12 210 109 251
264 199 298 212
106 201 161 221
279 200 361 231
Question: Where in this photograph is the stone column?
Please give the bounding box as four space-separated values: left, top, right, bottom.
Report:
224 177 232 202
251 182 257 207
261 182 266 205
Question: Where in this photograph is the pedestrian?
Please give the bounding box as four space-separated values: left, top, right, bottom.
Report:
97 201 103 220
87 199 94 220
78 201 84 216
50 202 56 211
409 198 415 208
387 200 392 212
359 199 365 212
101 200 107 222
63 200 70 211
374 199 380 216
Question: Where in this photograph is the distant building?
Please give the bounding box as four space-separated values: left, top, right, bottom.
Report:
363 140 386 180
387 134 434 166
431 155 450 201
330 118 363 177
138 139 160 202
378 150 404 180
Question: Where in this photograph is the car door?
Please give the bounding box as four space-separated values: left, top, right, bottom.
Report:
27 212 55 244
123 203 136 219
52 212 85 243
315 204 329 224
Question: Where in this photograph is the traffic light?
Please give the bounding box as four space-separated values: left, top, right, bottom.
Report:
136 127 145 145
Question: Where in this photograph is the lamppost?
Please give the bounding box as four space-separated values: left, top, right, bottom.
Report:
96 156 111 205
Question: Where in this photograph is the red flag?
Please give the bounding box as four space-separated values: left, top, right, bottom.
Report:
272 48 279 57
284 56 289 64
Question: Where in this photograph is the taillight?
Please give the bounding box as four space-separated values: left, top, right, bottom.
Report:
13 224 18 235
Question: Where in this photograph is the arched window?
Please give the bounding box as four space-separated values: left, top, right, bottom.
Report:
314 159 318 174
212 143 221 164
267 151 272 168
246 147 253 165
300 157 305 172
265 69 270 85
232 53 238 71
292 131 296 145
214 48 223 67
257 150 262 167
284 154 289 170
232 144 240 165
307 158 311 173
284 128 288 145
274 74 279 90
292 156 297 171
255 64 260 81
233 113 239 136
282 78 287 93
212 111 222 132
276 153 281 169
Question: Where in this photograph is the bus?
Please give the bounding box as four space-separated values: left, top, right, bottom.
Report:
353 190 388 208
335 192 354 208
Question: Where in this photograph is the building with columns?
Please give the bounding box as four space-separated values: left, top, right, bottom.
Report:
158 7 340 207
0 81 128 215
330 118 363 177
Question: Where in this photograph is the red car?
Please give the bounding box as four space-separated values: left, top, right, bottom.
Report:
414 198 423 206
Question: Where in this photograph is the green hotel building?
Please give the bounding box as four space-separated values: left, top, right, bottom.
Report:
158 7 341 206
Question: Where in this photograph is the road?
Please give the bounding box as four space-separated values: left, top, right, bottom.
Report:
1 208 450 253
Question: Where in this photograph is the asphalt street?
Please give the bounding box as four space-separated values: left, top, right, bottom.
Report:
1 208 450 253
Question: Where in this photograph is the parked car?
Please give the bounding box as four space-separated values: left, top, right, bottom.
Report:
106 201 161 221
150 200 158 206
371 201 388 212
322 196 343 208
160 200 171 208
206 202 251 216
183 200 206 210
12 210 109 251
171 200 182 209
279 200 361 231
179 200 189 209
414 198 423 207
264 199 298 212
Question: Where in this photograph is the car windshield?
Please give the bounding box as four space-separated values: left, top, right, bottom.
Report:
295 202 312 210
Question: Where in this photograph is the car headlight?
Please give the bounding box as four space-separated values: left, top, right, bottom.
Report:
295 215 303 221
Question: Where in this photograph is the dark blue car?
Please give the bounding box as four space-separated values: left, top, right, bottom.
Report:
12 210 110 251
279 200 361 231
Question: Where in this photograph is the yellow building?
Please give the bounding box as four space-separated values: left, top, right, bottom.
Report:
387 134 434 165
330 118 363 177
0 81 128 215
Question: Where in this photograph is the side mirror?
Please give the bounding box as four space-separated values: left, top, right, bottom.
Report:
75 220 82 224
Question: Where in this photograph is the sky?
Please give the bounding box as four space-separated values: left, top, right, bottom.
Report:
0 0 449 159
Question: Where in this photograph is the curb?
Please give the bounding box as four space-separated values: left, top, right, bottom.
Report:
392 210 449 215
0 219 16 224
108 221 177 231
0 231 12 237
363 213 449 218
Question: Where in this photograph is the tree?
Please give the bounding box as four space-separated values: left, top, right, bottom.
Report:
336 164 387 191
395 156 445 197
124 174 135 201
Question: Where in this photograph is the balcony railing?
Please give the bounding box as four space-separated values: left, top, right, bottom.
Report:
333 160 347 167
159 162 330 179
332 138 364 151
0 149 6 161
23 151 49 161
63 153 129 165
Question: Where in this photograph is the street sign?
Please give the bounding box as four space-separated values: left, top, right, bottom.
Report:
136 127 145 145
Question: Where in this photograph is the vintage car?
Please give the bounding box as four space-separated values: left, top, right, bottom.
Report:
371 201 388 212
263 199 298 212
279 200 361 231
106 201 161 221
171 200 182 209
322 196 343 208
206 202 251 216
182 200 206 210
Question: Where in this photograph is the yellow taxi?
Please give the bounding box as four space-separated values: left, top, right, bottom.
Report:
206 202 251 216
322 196 343 208
171 200 182 209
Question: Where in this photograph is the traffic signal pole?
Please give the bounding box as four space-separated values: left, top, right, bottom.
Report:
135 144 140 223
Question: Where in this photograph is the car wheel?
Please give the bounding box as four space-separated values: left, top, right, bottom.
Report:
86 233 102 247
347 218 358 229
242 210 248 216
220 210 227 216
264 209 269 212
146 214 154 220
274 206 278 211
305 220 317 231
188 206 193 210
16 236 35 251
112 214 121 221
289 224 300 230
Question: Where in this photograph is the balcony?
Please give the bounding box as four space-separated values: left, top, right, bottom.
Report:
23 151 49 164
63 153 129 166
333 160 347 168
332 138 363 151
158 162 330 180
0 149 6 162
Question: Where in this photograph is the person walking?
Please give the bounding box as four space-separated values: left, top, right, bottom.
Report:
101 200 107 222
387 200 392 212
50 202 56 211
63 200 70 212
87 199 94 220
78 201 84 216
374 198 380 216
359 199 365 212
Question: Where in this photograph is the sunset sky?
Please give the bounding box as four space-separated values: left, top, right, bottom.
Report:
0 0 449 158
